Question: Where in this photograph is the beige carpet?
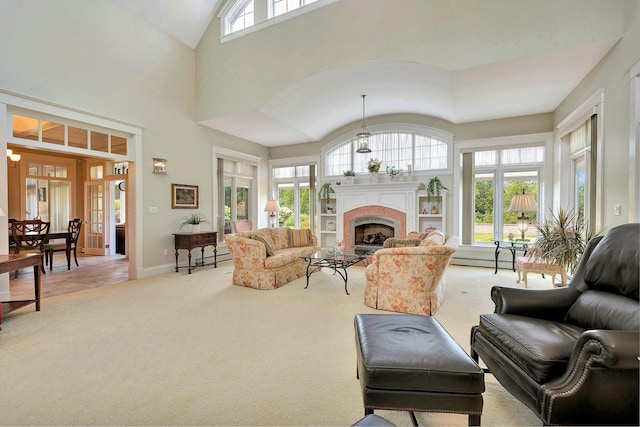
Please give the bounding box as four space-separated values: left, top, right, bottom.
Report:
0 262 547 426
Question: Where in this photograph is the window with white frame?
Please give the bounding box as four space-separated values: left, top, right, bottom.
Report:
272 164 314 229
464 146 544 244
562 118 593 224
270 0 318 18
218 157 256 239
324 130 450 177
222 0 335 37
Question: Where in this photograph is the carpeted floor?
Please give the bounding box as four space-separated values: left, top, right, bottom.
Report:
0 262 547 426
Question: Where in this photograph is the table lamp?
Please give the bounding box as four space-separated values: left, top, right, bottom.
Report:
264 200 280 228
508 191 538 240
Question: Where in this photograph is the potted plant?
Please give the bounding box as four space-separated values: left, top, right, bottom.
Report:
427 176 449 206
318 182 334 203
528 207 597 276
179 212 209 233
343 170 356 184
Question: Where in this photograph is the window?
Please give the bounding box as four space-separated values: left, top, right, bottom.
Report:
11 112 130 157
218 157 256 238
273 165 313 229
465 146 544 244
270 0 317 18
324 129 450 177
222 0 334 38
25 159 74 230
228 0 254 33
563 119 593 224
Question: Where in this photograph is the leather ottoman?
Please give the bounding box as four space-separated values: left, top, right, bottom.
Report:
354 314 485 426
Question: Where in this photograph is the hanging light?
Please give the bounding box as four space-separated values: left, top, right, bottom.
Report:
356 94 371 153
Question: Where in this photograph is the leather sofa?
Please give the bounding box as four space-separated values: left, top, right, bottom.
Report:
470 223 639 425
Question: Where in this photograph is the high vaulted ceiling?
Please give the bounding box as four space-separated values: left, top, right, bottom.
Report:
114 0 623 147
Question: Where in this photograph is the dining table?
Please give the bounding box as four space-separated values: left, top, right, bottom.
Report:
9 229 72 270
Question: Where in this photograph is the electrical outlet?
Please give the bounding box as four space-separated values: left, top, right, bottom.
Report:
614 204 621 216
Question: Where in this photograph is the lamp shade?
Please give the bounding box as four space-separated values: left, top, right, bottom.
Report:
264 200 280 213
508 194 538 213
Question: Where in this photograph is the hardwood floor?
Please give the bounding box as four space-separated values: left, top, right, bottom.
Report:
8 252 129 301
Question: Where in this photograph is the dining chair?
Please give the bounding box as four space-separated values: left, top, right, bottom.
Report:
44 218 82 271
231 220 252 233
11 219 50 276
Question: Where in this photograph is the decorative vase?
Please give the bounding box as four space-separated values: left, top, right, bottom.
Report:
431 205 439 214
191 224 201 233
370 171 379 183
327 221 336 231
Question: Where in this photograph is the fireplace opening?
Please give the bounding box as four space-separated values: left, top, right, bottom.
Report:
349 215 401 254
355 224 394 247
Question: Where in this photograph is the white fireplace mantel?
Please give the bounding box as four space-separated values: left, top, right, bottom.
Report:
332 181 426 242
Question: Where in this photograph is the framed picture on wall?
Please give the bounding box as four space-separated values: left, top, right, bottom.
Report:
171 184 198 209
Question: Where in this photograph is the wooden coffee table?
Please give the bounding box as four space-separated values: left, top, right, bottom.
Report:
300 248 367 295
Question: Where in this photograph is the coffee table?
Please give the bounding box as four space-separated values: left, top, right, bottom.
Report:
300 248 367 295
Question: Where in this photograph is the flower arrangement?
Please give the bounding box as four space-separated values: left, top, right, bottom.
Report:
179 212 210 229
367 158 381 173
386 166 401 179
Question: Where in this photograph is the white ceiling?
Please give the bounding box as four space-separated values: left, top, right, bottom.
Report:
113 0 621 147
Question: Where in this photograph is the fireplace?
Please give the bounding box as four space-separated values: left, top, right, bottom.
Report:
332 181 424 250
352 216 400 251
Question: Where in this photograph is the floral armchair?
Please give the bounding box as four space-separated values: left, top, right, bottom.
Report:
364 231 459 315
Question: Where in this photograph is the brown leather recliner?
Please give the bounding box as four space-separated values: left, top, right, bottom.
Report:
471 223 639 426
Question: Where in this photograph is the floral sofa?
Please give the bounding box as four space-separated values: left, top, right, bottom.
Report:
224 227 320 289
364 230 459 315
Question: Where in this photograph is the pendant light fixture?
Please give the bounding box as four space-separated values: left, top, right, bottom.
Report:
356 94 372 153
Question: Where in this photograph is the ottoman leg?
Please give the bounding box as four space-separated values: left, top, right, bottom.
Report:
409 411 418 426
469 414 481 426
364 408 374 416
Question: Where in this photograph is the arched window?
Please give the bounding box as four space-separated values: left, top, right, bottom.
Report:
323 126 452 177
225 0 254 34
221 0 335 38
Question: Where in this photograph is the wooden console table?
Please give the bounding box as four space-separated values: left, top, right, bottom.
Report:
0 253 43 328
173 231 217 274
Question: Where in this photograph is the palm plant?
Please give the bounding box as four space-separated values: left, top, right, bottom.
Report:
528 207 597 275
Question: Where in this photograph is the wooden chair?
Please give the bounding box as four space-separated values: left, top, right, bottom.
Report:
44 218 82 271
11 219 50 276
231 220 252 233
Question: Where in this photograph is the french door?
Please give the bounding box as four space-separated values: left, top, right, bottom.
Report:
84 181 107 255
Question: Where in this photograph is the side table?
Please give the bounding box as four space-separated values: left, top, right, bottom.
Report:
494 240 530 273
173 231 217 274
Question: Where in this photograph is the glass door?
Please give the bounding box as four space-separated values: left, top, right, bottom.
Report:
84 181 107 255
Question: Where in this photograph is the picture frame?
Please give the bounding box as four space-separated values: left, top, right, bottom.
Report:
171 183 198 209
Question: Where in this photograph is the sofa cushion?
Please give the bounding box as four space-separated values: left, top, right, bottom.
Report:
382 238 422 248
288 228 311 247
585 223 639 300
478 313 584 383
419 230 445 246
406 231 428 240
252 229 278 256
565 290 640 331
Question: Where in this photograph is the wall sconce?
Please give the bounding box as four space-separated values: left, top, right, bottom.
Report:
6 149 21 168
264 199 281 228
152 158 167 174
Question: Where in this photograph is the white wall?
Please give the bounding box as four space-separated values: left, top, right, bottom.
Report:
553 0 639 229
0 0 267 275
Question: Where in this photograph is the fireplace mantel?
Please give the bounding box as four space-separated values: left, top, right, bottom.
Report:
332 181 426 246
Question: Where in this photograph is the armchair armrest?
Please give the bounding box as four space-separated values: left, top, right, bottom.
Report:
491 286 582 321
539 329 639 425
224 235 268 269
